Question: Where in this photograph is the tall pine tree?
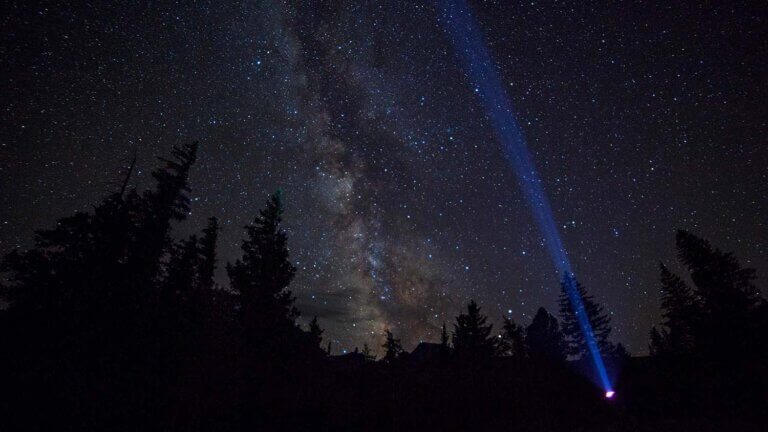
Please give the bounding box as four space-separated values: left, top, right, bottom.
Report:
558 275 612 359
198 217 219 291
649 263 700 356
651 230 766 360
381 329 403 364
452 300 497 362
499 316 526 358
526 307 565 362
227 191 299 354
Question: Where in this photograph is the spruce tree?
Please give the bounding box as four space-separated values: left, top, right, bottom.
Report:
440 322 450 348
381 329 403 364
308 316 324 348
649 263 700 356
198 217 219 291
227 191 298 352
361 343 376 361
558 275 612 359
651 230 766 359
129 142 198 286
675 230 761 318
0 143 200 429
452 300 497 362
526 307 565 362
500 316 526 358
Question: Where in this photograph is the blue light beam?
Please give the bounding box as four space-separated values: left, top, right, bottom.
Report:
438 0 612 393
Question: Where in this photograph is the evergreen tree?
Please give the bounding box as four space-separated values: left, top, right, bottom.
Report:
440 322 450 348
163 235 201 297
227 191 299 353
675 230 762 313
499 316 526 358
609 342 630 361
381 329 403 364
651 230 766 360
0 143 200 430
308 316 324 348
649 263 700 356
558 275 612 359
129 143 198 288
526 307 565 362
198 217 220 291
452 300 497 362
361 343 376 361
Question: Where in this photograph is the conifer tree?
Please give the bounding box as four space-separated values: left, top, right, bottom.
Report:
0 143 200 429
675 230 761 318
452 300 497 362
440 322 450 348
651 230 766 359
558 275 612 359
308 316 324 348
649 263 700 356
381 329 403 364
361 343 376 361
526 307 565 362
198 217 219 291
500 316 526 358
129 142 198 286
227 191 298 352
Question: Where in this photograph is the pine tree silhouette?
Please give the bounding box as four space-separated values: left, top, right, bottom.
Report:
361 343 376 361
0 143 200 430
440 322 449 346
129 143 198 289
227 191 299 356
439 322 452 360
198 217 220 291
381 329 403 364
649 263 700 356
499 316 526 358
452 300 497 363
558 275 612 359
308 316 324 348
651 230 766 360
526 307 565 362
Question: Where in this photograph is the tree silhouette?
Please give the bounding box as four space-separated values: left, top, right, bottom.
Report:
440 322 450 347
651 230 766 361
0 143 201 429
361 343 376 361
227 191 299 356
499 316 526 358
452 300 497 363
308 316 324 348
526 307 565 362
649 263 700 356
129 143 199 289
558 275 612 359
381 329 403 364
198 217 220 291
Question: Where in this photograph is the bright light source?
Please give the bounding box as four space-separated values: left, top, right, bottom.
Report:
605 391 615 399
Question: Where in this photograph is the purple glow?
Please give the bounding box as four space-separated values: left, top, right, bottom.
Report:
605 391 615 399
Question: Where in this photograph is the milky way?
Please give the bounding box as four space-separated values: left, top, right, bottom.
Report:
2 1 766 354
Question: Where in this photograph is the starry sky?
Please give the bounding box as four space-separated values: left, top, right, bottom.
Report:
2 1 767 354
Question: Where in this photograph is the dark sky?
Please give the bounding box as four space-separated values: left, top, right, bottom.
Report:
2 1 766 354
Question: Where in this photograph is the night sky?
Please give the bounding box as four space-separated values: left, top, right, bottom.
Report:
2 1 766 354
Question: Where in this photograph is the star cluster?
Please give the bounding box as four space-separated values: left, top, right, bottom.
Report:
1 1 766 353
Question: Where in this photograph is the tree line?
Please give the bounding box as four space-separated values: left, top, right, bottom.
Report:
1 143 765 431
